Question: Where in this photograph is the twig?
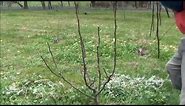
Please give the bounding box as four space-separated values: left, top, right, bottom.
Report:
41 56 93 99
149 1 155 37
74 1 95 92
165 7 170 18
47 42 58 69
97 26 101 91
159 4 162 26
96 1 117 96
103 68 109 78
156 2 160 58
89 77 96 87
160 23 174 40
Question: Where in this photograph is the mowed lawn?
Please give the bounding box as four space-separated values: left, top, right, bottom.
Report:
0 8 182 105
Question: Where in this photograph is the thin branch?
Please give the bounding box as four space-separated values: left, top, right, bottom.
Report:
74 1 95 92
156 2 160 58
112 0 117 79
149 1 155 37
96 1 117 96
41 56 93 99
165 7 170 18
97 26 101 91
89 77 96 87
12 1 24 8
160 23 174 40
47 42 58 69
103 68 109 78
159 4 162 26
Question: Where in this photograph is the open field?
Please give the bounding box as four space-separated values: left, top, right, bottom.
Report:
0 7 182 105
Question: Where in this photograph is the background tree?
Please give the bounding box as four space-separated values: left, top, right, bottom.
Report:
41 1 46 9
23 1 28 9
48 1 52 9
60 1 63 7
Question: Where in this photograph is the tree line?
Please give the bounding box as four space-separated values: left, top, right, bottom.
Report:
0 1 157 10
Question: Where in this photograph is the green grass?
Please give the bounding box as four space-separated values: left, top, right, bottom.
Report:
0 7 182 105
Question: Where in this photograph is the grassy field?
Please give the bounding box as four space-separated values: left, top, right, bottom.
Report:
0 7 182 105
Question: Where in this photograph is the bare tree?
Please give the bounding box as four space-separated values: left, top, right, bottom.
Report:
90 1 95 7
149 1 155 37
134 1 138 8
7 1 13 7
41 1 46 9
11 1 24 8
23 1 28 9
41 1 118 105
48 1 52 9
68 1 70 6
0 1 3 6
60 1 63 7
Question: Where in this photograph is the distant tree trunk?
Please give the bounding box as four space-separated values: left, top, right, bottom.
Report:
68 1 70 6
41 1 46 9
0 1 3 6
11 1 23 8
139 1 145 8
60 1 63 7
134 1 138 8
91 1 95 7
7 1 12 7
148 1 151 9
48 1 52 9
24 1 28 9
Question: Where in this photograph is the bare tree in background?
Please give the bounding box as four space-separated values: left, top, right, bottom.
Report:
60 1 63 7
23 1 28 9
90 1 95 7
41 1 118 105
149 1 155 37
41 1 46 9
48 1 52 9
0 1 3 6
149 1 161 58
12 1 24 8
68 1 70 6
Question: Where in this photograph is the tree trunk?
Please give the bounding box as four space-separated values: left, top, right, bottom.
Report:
24 1 28 9
0 1 3 6
48 1 52 9
41 1 46 9
91 1 95 7
7 1 12 7
13 1 23 8
134 1 138 8
68 1 70 6
149 1 152 9
60 1 63 7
